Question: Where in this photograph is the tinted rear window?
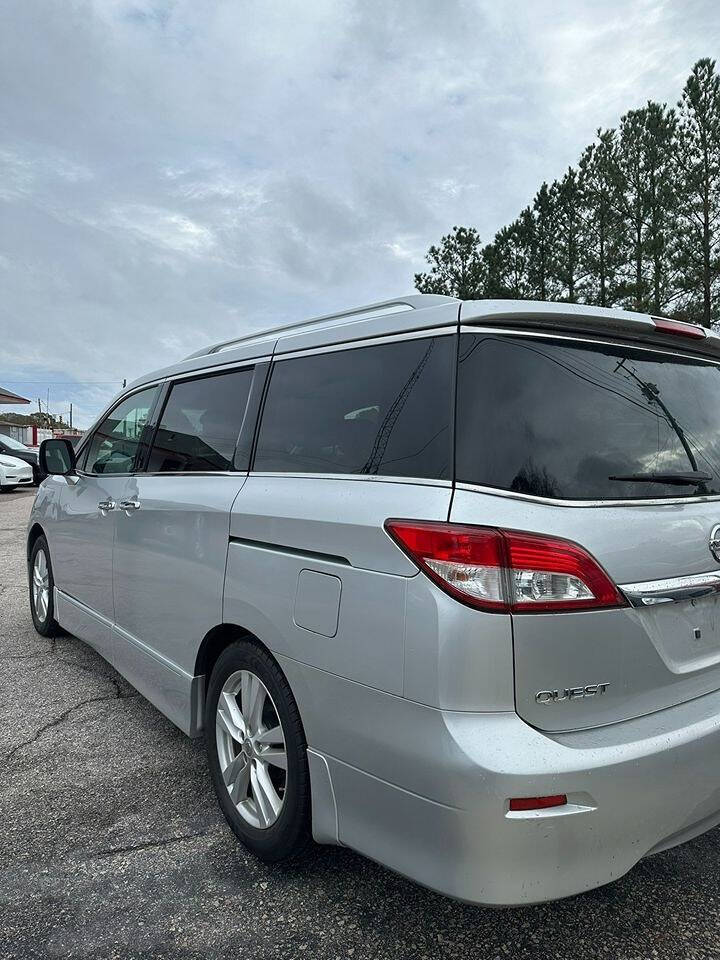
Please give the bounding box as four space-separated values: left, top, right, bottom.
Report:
457 333 720 500
254 336 453 479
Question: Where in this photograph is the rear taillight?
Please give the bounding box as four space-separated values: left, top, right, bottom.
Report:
384 520 626 614
652 317 706 339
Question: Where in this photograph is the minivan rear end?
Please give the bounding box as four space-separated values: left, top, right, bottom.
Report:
386 304 720 904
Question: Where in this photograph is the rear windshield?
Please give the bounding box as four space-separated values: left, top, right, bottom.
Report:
457 333 720 500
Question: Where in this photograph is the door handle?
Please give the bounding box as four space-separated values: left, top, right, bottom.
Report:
119 499 141 512
98 499 116 512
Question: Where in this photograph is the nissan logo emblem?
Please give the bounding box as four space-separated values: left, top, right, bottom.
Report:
710 524 720 564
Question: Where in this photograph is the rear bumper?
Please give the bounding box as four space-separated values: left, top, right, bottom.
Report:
321 687 720 906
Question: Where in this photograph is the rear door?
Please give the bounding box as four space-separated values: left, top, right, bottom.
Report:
450 327 720 731
225 331 456 696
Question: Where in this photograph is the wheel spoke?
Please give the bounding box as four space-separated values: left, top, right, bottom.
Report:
260 749 287 771
256 724 283 746
229 759 251 803
241 672 266 733
222 751 248 788
251 761 281 825
218 691 246 741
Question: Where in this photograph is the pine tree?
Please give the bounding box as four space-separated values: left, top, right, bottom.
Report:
578 130 624 306
414 226 485 298
673 58 720 327
484 217 533 299
527 184 555 300
551 167 586 302
643 101 678 314
614 107 651 311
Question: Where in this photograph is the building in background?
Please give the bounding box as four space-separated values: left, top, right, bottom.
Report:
0 385 31 406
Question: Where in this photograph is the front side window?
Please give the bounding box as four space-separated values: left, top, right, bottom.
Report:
457 333 720 500
146 368 253 473
85 387 158 475
254 336 453 479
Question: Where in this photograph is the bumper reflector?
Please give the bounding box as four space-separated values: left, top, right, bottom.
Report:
509 794 567 812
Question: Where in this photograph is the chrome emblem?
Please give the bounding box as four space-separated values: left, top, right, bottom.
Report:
710 525 720 563
535 683 609 704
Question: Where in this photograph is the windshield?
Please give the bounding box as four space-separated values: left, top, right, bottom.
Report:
457 333 720 500
0 434 29 451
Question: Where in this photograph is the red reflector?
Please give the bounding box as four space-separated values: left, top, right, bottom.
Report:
509 795 567 812
653 317 706 339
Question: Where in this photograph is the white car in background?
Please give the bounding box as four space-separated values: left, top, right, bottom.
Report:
0 454 34 491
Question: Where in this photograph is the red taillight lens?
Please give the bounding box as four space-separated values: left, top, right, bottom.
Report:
653 317 706 339
384 520 626 614
509 794 567 811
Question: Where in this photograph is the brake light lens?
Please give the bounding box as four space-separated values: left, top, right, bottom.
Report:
384 520 626 614
653 317 706 339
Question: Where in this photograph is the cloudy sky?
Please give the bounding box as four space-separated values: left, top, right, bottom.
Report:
1 0 719 427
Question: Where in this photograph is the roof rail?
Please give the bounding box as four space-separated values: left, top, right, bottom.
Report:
183 294 458 360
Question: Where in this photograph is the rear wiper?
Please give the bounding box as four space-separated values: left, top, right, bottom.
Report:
609 471 712 486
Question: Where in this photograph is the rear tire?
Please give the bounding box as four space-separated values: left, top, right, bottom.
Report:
205 639 311 862
29 535 61 637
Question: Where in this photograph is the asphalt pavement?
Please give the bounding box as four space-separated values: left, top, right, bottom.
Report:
3 486 720 959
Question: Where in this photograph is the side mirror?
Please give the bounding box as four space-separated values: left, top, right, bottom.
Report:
40 438 77 476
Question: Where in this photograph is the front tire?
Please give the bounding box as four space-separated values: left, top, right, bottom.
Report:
205 640 310 862
29 535 61 637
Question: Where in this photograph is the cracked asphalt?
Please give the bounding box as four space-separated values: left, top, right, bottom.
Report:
5 488 720 959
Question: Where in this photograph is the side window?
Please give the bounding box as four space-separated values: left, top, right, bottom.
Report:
254 336 453 479
146 367 253 473
85 387 158 475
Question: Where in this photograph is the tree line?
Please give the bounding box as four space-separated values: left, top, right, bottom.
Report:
415 58 720 327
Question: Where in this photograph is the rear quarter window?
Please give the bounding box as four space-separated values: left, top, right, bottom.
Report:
457 333 720 500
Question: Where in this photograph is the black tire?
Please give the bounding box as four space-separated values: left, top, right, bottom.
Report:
29 535 61 637
205 639 311 862
1 486 17 493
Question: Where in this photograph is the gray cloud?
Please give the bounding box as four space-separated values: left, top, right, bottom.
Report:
1 0 718 425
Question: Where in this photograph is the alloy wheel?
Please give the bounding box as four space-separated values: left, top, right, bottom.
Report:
32 549 50 623
215 669 288 829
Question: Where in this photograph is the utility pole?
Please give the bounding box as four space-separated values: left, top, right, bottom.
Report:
69 403 73 429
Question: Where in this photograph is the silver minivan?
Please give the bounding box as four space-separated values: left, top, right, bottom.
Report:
29 295 720 905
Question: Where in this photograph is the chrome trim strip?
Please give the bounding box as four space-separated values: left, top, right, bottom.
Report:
620 571 720 606
274 325 456 361
454 481 720 509
249 472 453 488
